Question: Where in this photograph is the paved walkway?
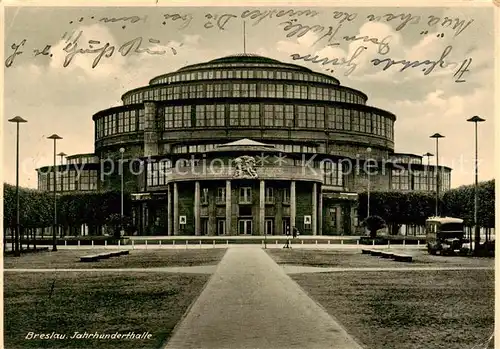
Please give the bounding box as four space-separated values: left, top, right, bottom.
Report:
164 247 364 349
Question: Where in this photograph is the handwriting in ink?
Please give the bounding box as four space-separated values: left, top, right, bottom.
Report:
119 37 178 56
33 44 52 57
163 13 193 29
99 15 148 24
290 46 368 76
63 32 114 68
343 35 392 55
280 20 391 55
279 20 328 41
5 39 26 67
370 45 452 75
426 16 474 37
62 30 178 69
204 13 236 30
240 9 318 26
331 11 357 24
453 58 472 83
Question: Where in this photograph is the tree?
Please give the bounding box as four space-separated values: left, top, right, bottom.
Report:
358 191 435 234
362 216 386 238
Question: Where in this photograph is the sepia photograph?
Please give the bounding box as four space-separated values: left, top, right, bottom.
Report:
2 2 496 348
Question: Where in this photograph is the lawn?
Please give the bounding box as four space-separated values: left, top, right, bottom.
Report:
267 249 494 349
267 248 494 269
4 248 227 269
4 271 210 349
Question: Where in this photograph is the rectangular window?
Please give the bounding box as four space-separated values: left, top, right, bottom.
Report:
165 107 174 129
216 105 225 126
216 187 226 204
352 110 360 131
203 105 214 127
239 187 252 204
359 111 366 133
201 188 209 204
233 83 241 97
250 104 260 126
265 187 274 203
285 105 294 127
230 104 239 126
297 106 306 127
196 85 204 98
196 105 205 127
189 85 196 98
276 85 284 98
335 108 343 130
283 188 290 204
264 105 273 127
275 105 284 127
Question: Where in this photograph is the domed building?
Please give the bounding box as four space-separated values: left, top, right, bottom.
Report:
37 54 452 236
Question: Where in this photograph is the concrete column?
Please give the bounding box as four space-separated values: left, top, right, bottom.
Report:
208 188 216 236
194 181 200 236
259 180 265 236
225 180 231 235
290 181 296 229
318 185 323 235
173 182 179 235
167 184 172 236
312 183 317 235
143 101 159 157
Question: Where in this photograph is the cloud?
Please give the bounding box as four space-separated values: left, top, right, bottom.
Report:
50 24 126 80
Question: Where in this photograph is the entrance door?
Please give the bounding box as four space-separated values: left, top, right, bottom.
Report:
238 219 253 235
201 218 209 236
217 219 226 235
265 219 274 235
282 218 290 235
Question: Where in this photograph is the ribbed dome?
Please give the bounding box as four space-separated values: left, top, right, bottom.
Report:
208 54 284 65
176 53 313 73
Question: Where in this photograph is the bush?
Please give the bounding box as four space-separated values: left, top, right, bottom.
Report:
362 215 386 238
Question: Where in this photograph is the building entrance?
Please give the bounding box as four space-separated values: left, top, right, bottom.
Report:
238 219 253 235
282 218 290 235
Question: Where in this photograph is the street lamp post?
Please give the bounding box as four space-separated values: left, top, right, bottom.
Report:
119 147 125 236
422 152 434 191
47 134 62 252
57 152 67 192
467 116 485 253
8 116 28 257
366 147 372 218
430 134 444 217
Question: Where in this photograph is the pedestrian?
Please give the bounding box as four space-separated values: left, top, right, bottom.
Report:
283 225 291 249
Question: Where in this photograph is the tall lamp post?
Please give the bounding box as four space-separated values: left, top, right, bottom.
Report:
430 134 444 217
467 116 485 253
119 147 125 236
422 152 434 191
8 116 28 257
57 152 67 165
366 147 372 218
47 134 62 251
57 152 67 192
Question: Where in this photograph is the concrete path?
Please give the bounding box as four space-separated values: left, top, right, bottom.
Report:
164 247 364 349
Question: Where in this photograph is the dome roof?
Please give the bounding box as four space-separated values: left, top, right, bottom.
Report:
208 54 285 65
176 53 314 73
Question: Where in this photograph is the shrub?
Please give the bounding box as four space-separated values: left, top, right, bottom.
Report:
362 215 386 238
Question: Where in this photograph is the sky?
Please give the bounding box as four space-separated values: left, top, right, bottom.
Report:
2 4 496 189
